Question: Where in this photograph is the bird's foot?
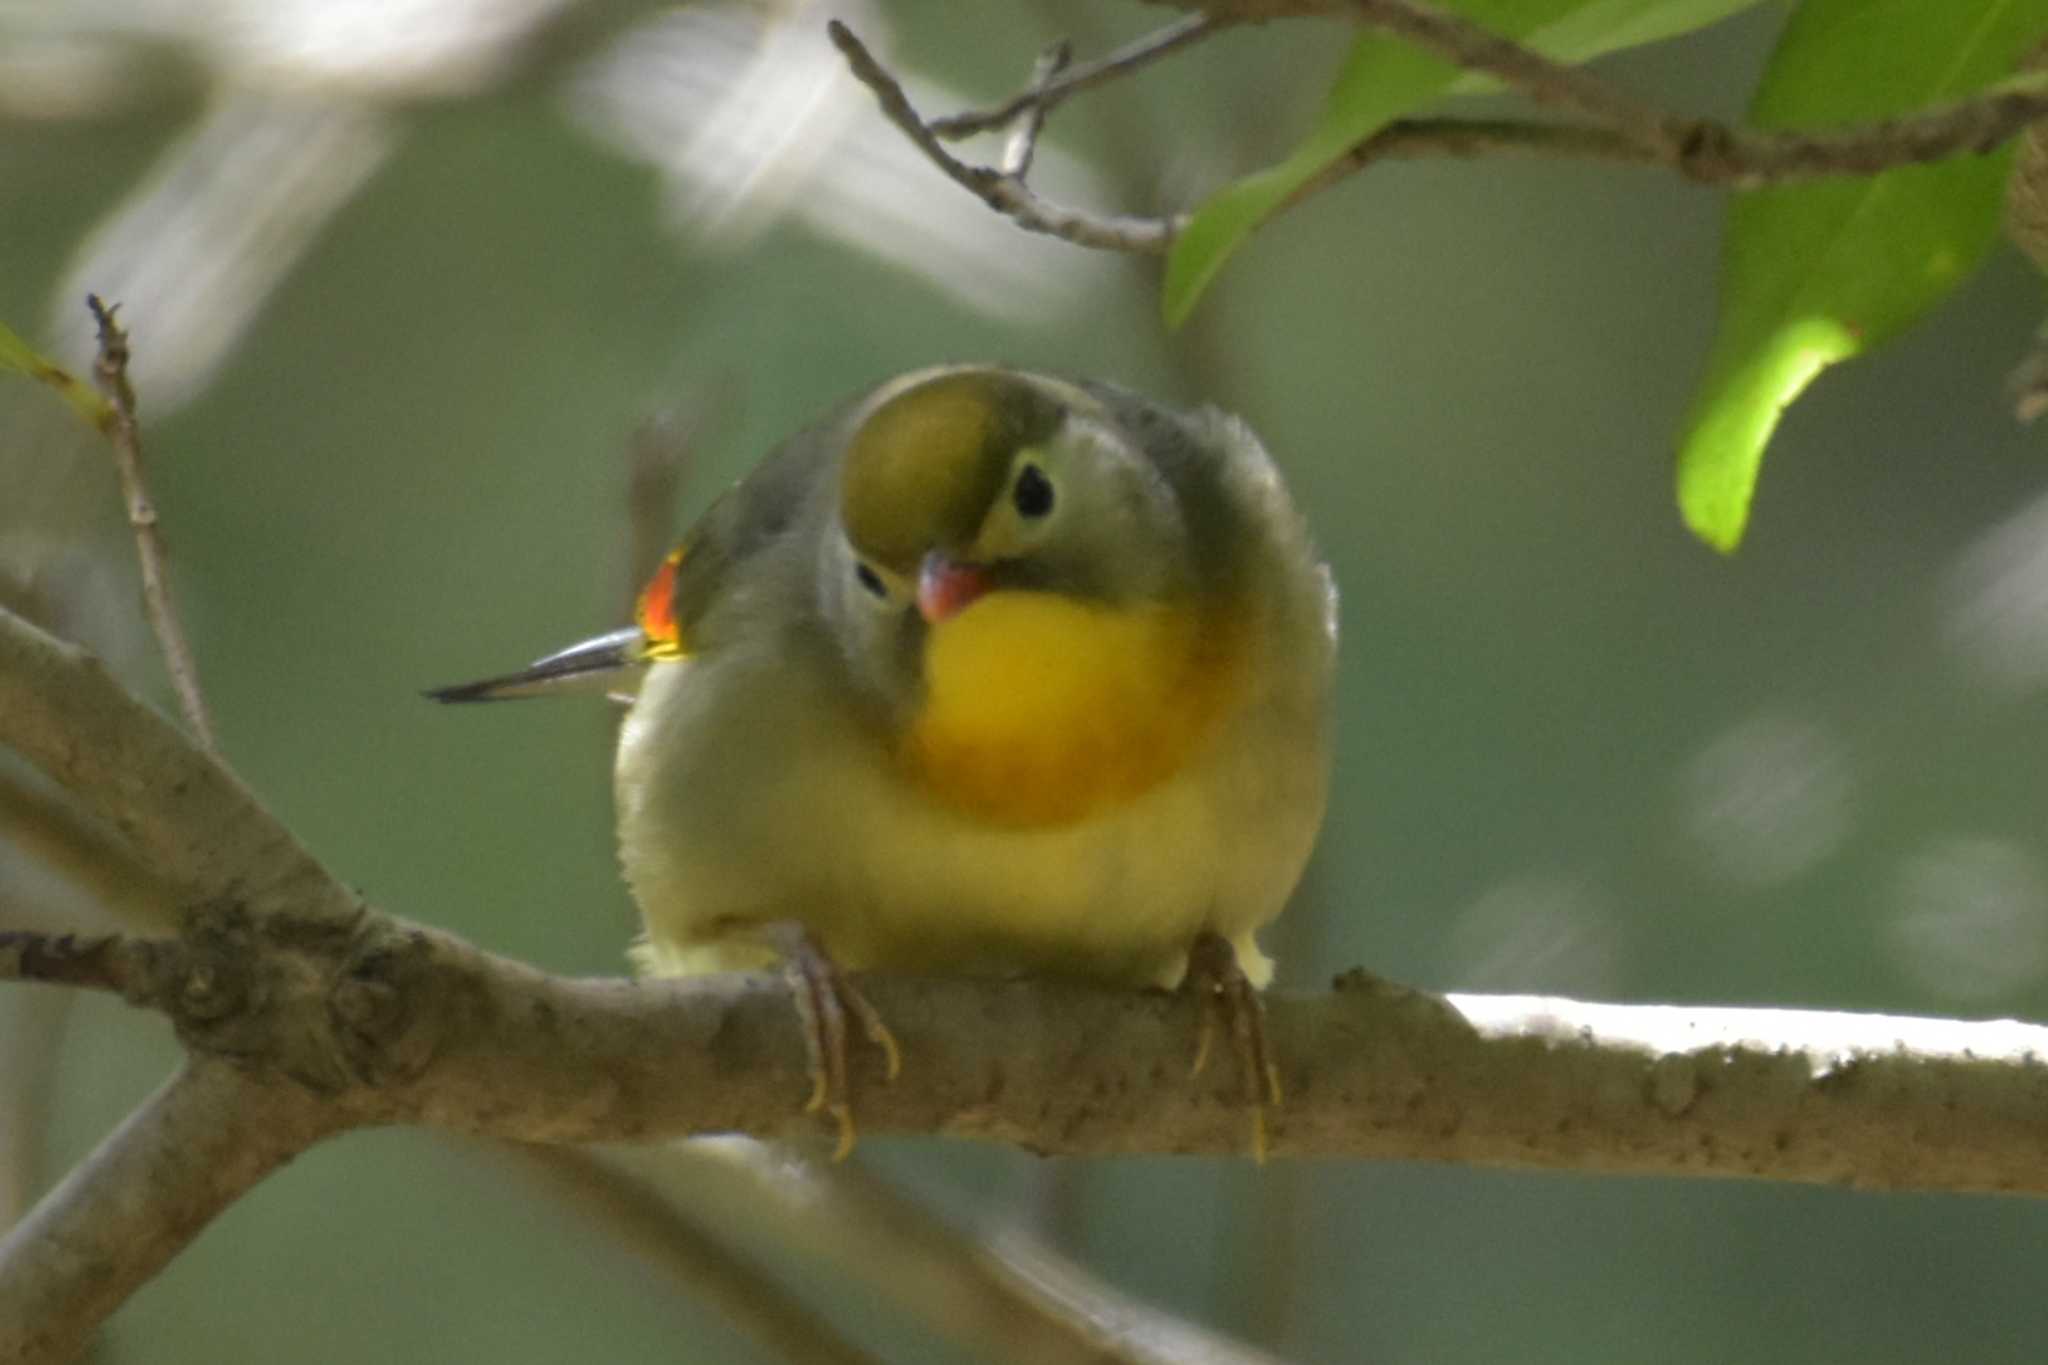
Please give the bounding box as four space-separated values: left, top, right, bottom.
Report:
773 925 901 1161
1184 930 1282 1162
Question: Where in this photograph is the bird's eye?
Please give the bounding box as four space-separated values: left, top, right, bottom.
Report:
1012 463 1054 519
855 562 888 598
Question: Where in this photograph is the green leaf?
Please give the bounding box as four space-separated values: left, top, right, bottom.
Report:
0 317 111 430
1162 0 1771 327
1676 0 2048 552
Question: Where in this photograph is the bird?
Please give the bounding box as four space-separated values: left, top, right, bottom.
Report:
429 365 1337 1156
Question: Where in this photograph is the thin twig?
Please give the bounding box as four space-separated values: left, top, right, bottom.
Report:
0 930 164 999
1346 0 1685 152
1001 42 1073 179
84 296 216 752
828 21 1176 253
932 15 1226 140
850 11 2048 262
1677 73 2048 187
1297 80 2048 196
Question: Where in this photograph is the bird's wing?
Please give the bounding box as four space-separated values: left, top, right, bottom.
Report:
635 410 842 658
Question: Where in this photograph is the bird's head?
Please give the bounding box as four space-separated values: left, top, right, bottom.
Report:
824 366 1199 719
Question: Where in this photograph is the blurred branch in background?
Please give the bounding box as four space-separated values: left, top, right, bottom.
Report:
496 1144 886 1365
529 1139 1285 1365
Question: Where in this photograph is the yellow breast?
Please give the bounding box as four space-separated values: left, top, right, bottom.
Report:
902 592 1245 827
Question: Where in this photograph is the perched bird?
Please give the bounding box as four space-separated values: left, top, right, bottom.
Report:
431 366 1336 1154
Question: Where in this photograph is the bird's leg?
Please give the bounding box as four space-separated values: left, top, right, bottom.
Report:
766 923 902 1160
1184 930 1282 1161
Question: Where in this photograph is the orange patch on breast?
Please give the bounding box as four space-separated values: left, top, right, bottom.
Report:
903 592 1246 826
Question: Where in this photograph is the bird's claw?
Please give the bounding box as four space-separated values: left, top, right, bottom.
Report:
780 927 899 1160
1185 930 1282 1161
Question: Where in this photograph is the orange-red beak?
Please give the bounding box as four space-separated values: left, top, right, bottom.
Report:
917 552 992 624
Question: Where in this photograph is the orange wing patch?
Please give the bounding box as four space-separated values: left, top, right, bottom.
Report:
635 546 691 659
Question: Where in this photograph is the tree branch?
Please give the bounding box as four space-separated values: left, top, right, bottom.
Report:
0 769 179 929
0 1061 339 1365
999 40 1072 181
843 5 2048 258
0 605 355 928
6 913 2048 1184
827 21 1176 253
610 1140 1283 1365
1345 0 1682 150
13 590 2048 1345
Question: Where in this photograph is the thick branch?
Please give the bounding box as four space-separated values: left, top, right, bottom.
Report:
0 607 355 928
0 1061 338 1365
0 770 179 928
12 597 2048 1348
9 917 2048 1189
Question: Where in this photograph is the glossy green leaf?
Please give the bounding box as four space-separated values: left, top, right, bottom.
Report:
1676 0 2048 552
1162 0 1770 327
0 318 110 429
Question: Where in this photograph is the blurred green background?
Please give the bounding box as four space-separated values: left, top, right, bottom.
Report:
7 1 2048 1361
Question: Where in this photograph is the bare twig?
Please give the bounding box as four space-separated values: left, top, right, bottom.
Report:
1002 42 1073 179
0 1061 340 1365
84 296 215 753
850 8 2048 262
932 15 1226 140
497 1145 885 1365
827 21 1176 253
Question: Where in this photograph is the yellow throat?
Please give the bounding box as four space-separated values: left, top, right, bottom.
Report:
903 590 1244 827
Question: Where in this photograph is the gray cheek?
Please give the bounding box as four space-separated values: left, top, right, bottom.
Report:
828 595 925 720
